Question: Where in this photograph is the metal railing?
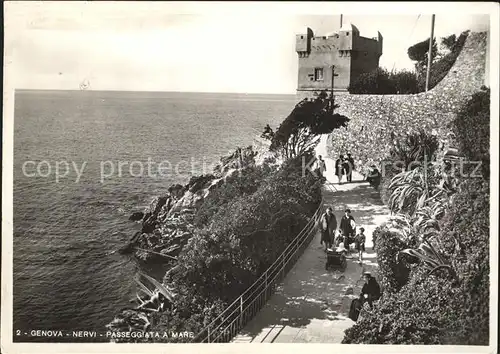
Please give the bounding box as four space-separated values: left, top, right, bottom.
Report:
191 182 337 343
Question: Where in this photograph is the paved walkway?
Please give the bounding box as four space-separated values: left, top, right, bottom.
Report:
232 136 391 343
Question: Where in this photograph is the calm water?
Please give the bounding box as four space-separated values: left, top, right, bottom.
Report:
13 90 296 336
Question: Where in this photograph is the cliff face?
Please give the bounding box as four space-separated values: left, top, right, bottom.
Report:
323 31 488 172
122 145 265 261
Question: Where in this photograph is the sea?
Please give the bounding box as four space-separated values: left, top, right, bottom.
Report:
12 90 296 340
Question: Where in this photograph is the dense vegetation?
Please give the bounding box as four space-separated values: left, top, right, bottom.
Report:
348 31 469 94
348 68 419 94
452 87 490 178
342 88 490 344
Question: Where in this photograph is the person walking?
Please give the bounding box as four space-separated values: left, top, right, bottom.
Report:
355 227 366 263
340 209 356 252
317 155 327 178
335 155 345 184
319 207 337 251
346 153 355 182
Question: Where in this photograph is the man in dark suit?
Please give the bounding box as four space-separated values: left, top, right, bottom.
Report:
339 209 356 249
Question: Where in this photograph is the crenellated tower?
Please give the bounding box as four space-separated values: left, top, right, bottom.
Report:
295 23 383 95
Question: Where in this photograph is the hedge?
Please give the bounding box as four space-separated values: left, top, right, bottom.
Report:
372 224 411 293
452 86 490 179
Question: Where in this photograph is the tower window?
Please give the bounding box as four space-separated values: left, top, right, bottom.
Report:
301 36 304 39
314 68 324 81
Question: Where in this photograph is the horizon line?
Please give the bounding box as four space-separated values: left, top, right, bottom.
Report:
14 88 299 96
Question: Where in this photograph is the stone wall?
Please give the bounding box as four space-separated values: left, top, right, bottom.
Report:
323 31 488 171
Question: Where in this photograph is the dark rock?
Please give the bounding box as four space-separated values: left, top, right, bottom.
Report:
168 184 185 199
129 212 144 221
186 174 215 194
141 196 170 234
148 196 169 215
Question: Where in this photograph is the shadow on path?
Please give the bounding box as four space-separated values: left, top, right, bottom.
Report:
233 159 391 343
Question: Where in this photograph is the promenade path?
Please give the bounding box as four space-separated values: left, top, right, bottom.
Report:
232 136 391 343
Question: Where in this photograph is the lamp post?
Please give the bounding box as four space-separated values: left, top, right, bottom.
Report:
330 65 338 113
425 14 436 92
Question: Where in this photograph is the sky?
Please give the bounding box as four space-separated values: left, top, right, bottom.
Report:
5 2 493 94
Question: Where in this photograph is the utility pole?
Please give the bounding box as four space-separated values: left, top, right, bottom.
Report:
425 14 436 92
340 14 343 28
330 65 338 113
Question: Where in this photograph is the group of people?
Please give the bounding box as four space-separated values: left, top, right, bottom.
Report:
319 208 366 263
335 154 355 184
315 153 356 184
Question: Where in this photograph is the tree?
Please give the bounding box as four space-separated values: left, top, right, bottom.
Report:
407 37 438 80
261 91 349 159
441 34 457 52
408 37 438 64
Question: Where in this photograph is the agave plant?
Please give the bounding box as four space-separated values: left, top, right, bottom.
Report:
389 130 440 170
398 241 459 283
388 167 429 216
413 201 446 241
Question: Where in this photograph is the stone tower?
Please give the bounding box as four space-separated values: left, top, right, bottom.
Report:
296 23 383 96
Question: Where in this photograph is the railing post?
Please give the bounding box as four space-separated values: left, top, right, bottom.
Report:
239 296 244 329
264 270 268 300
281 253 285 279
207 326 211 343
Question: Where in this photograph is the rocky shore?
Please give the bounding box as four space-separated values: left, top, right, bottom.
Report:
107 139 278 337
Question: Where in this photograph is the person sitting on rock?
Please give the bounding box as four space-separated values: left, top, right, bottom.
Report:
360 272 381 307
349 272 382 322
366 165 382 190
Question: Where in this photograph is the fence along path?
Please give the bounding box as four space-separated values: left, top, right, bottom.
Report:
190 182 338 343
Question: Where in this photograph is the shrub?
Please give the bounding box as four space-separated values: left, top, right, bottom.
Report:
194 164 274 227
378 164 400 206
391 70 419 94
452 87 490 179
348 68 396 94
373 224 411 293
348 68 419 95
